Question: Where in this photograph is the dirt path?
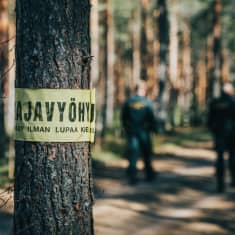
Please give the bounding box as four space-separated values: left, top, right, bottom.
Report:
1 134 235 235
93 140 235 235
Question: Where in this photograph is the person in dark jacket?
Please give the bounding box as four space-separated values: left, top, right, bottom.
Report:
207 83 235 192
121 82 157 184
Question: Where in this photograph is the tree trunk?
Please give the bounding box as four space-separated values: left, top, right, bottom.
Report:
101 0 114 137
14 1 94 234
212 0 222 98
132 5 141 86
181 20 192 126
168 0 179 128
106 0 115 126
156 0 169 132
90 0 99 87
7 6 16 178
206 35 214 105
0 0 8 159
140 0 148 81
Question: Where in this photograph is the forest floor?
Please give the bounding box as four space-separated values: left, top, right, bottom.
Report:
1 128 235 235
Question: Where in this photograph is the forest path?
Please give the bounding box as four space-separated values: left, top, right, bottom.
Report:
93 132 235 235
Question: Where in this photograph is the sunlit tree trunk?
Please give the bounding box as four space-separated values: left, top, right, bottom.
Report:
90 0 99 87
101 0 114 137
168 0 179 128
7 2 15 178
0 0 8 159
14 1 94 234
169 1 178 84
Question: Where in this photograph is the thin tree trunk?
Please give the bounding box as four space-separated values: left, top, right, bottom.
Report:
14 1 94 234
106 0 115 126
153 9 159 83
0 0 8 159
206 35 214 105
132 5 141 86
197 54 207 112
212 0 222 98
7 15 15 179
156 0 169 132
181 20 192 125
101 0 114 137
90 0 99 87
168 0 179 128
140 0 148 81
169 1 178 83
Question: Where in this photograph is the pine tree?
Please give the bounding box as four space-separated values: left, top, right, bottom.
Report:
14 1 94 234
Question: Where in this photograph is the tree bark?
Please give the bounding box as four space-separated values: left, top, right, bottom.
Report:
14 1 94 234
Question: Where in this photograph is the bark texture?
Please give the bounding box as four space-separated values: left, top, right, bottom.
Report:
14 1 94 235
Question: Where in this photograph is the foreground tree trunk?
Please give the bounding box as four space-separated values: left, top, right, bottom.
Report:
14 1 94 234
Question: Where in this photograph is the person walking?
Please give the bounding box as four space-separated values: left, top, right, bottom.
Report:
207 83 235 192
121 82 157 184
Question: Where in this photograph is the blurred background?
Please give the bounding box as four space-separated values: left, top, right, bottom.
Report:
1 0 235 234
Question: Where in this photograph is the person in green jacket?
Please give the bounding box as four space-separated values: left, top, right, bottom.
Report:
121 82 157 184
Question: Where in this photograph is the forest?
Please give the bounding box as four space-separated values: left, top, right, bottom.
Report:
1 0 235 234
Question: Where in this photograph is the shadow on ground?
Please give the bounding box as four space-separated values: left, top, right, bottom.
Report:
93 130 235 235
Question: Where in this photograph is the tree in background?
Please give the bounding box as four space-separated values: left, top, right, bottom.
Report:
211 0 222 98
14 1 94 234
156 0 169 132
168 0 179 128
91 0 100 87
0 0 8 159
132 2 141 86
140 0 148 81
101 0 115 138
6 0 15 178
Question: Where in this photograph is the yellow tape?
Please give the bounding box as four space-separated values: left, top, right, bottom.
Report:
15 88 96 142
